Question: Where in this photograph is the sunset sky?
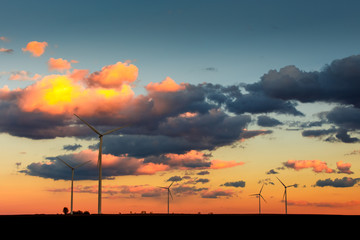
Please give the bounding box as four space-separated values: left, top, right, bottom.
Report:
2 0 360 215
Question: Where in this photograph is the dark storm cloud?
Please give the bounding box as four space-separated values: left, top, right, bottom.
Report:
245 54 360 107
99 111 253 158
221 180 246 188
315 177 360 188
325 106 360 130
301 106 360 143
301 128 338 138
0 99 88 139
167 176 182 182
62 144 82 151
257 115 283 127
225 92 303 116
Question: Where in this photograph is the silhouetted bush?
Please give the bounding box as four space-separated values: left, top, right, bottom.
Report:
63 207 69 215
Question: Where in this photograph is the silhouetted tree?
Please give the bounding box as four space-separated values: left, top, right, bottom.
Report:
63 207 69 215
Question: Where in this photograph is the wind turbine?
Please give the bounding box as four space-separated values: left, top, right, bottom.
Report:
159 181 174 214
74 114 127 214
250 184 266 214
276 177 296 214
57 157 91 215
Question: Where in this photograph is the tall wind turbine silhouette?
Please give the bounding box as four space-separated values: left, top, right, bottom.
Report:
159 181 174 214
57 157 91 214
250 184 266 214
74 114 127 214
276 177 296 214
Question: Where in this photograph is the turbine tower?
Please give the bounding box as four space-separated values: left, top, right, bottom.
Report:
57 157 90 215
74 114 127 214
276 177 295 214
250 184 266 214
159 181 174 214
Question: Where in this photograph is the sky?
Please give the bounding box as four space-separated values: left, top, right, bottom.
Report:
1 0 360 215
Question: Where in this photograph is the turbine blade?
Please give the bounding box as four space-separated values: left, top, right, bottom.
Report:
57 157 73 169
102 125 129 136
74 114 101 136
259 183 264 194
282 190 286 201
260 194 267 203
249 194 259 197
169 189 173 200
276 177 286 187
74 160 91 169
169 181 175 188
287 184 296 188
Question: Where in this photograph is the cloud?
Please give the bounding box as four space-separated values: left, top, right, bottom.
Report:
0 36 9 42
225 91 303 116
315 177 360 188
301 128 338 138
9 71 41 81
21 149 243 180
20 149 168 180
62 143 82 151
17 73 134 116
221 180 246 188
167 176 182 182
266 169 279 175
22 41 48 57
203 67 218 72
287 200 360 208
195 178 210 184
197 170 210 175
200 188 235 198
325 106 360 129
209 159 244 169
336 161 353 174
145 77 186 92
48 184 163 198
283 160 334 173
86 61 138 88
245 55 360 107
48 58 77 72
257 115 283 127
0 48 13 53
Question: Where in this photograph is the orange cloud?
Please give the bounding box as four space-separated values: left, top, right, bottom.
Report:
48 58 77 72
135 162 169 175
336 161 353 174
284 160 334 173
22 41 48 57
9 71 41 81
164 150 244 170
288 200 360 208
210 159 245 169
166 150 210 169
0 36 9 42
200 188 235 198
146 77 186 92
18 73 134 116
87 61 138 88
0 48 13 53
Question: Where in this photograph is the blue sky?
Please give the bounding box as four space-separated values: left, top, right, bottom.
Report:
2 0 360 90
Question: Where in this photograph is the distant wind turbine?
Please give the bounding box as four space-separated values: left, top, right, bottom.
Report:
74 114 128 214
250 184 266 214
159 181 174 214
276 177 296 214
57 157 91 215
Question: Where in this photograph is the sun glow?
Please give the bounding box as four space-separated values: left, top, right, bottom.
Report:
43 76 80 105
